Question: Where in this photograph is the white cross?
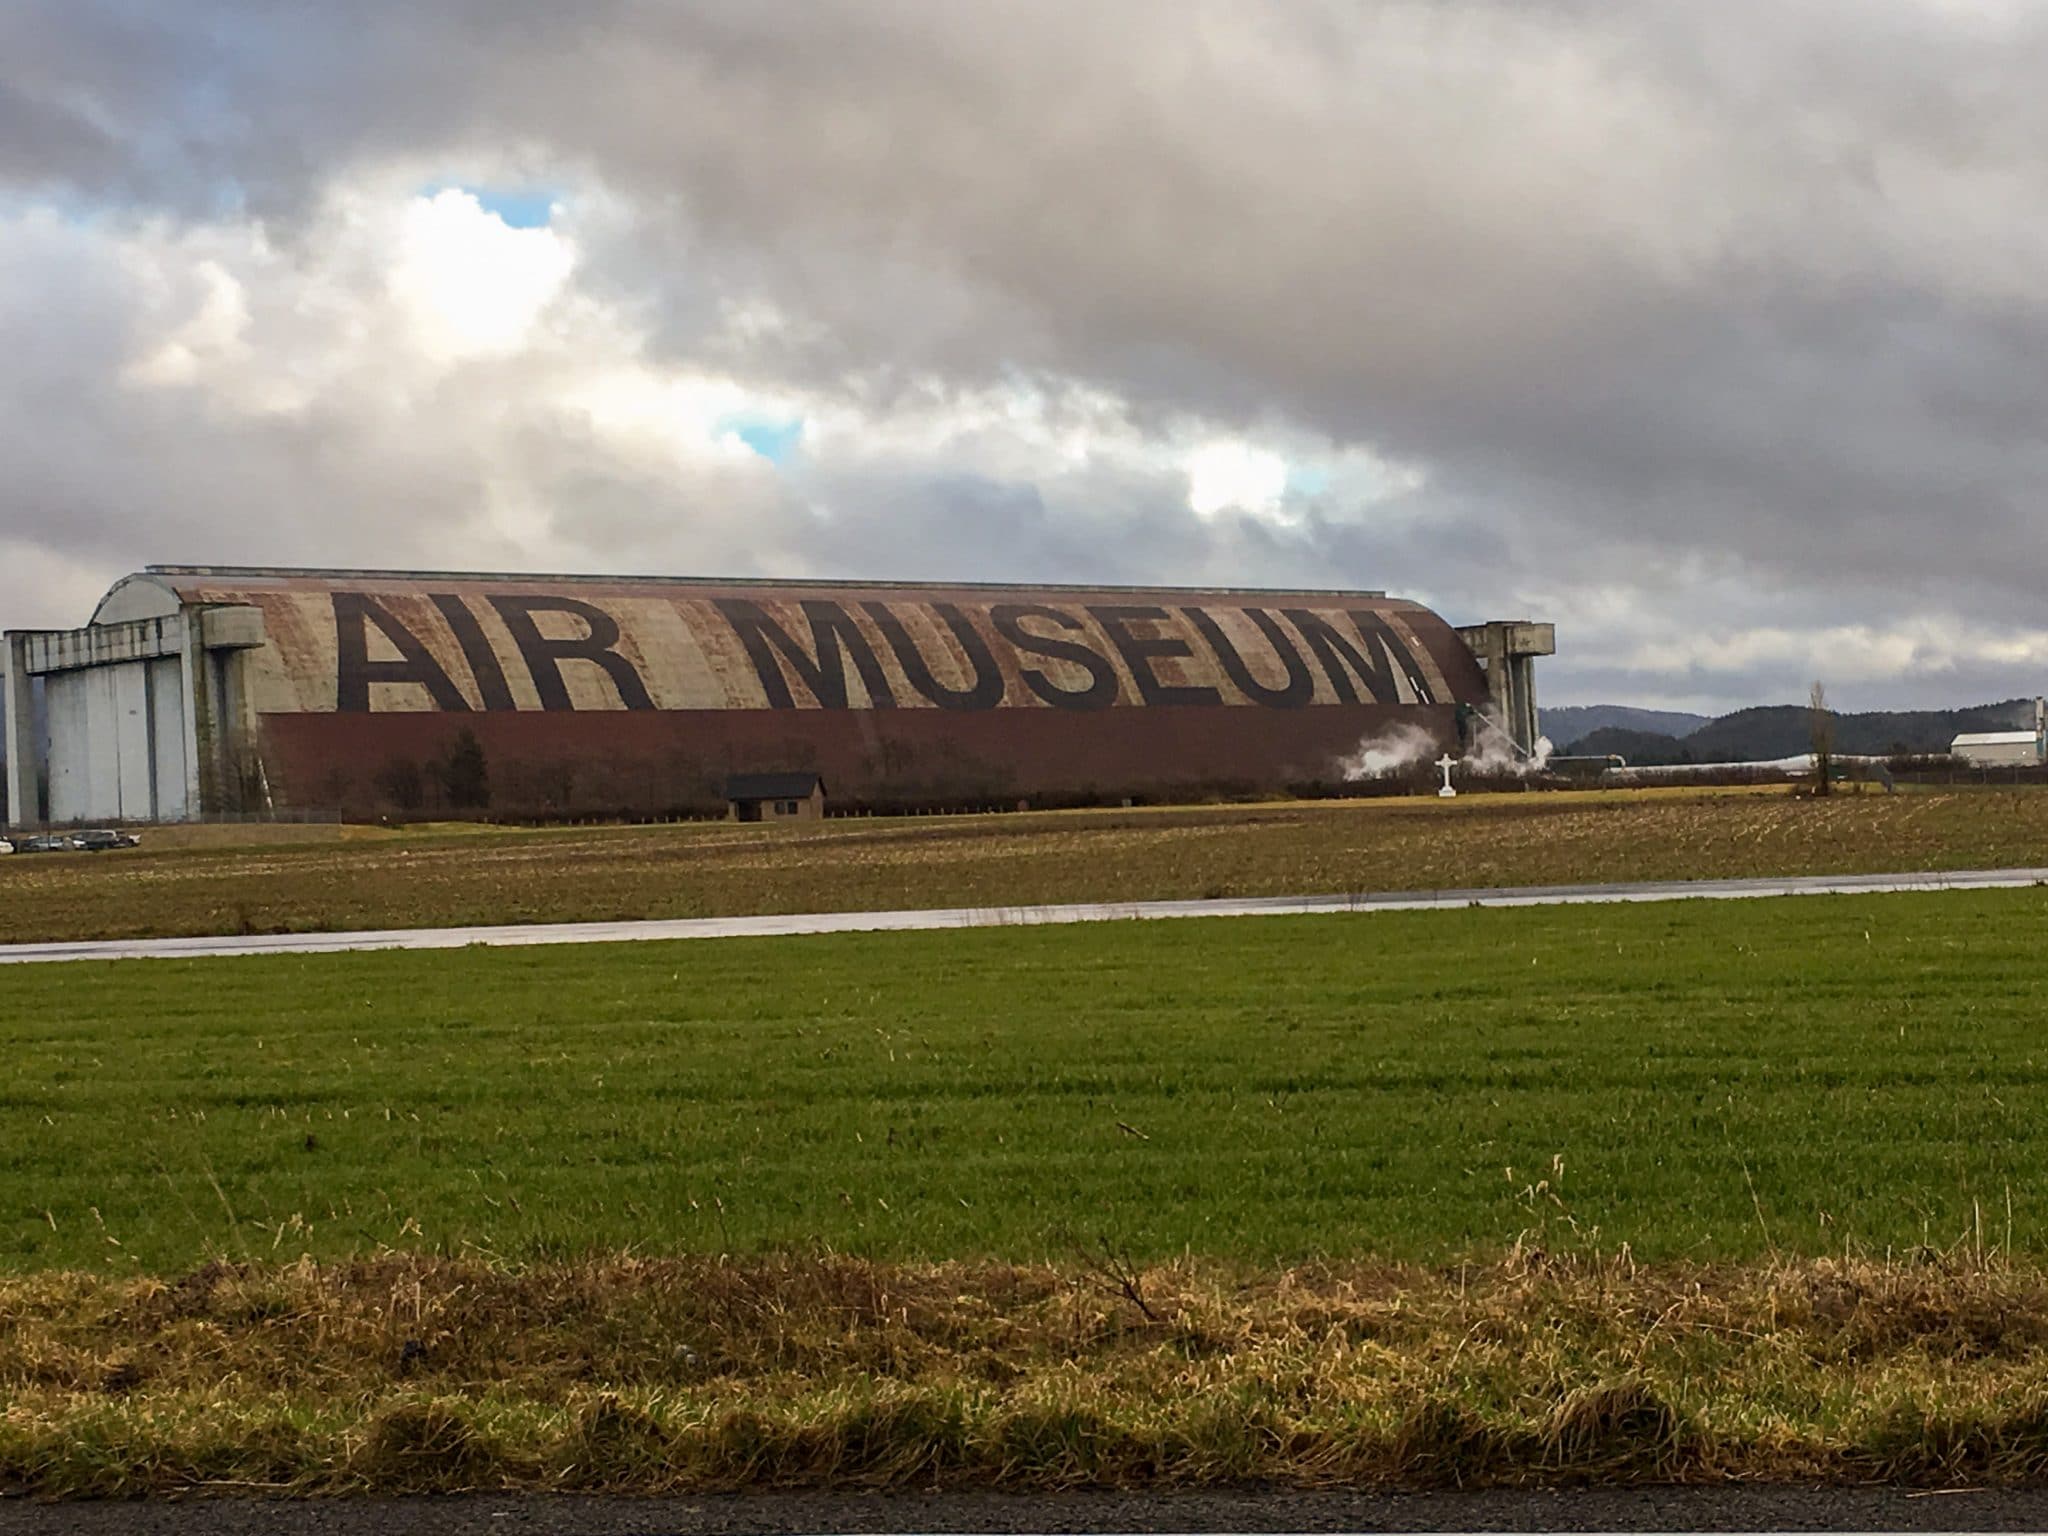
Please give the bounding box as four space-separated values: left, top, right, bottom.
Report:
1436 753 1458 798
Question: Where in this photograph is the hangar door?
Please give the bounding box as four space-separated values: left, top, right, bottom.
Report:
45 658 187 822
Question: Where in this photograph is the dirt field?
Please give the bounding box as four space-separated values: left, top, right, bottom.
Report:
4 785 2046 944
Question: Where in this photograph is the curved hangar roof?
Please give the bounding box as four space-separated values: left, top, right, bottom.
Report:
92 566 1488 717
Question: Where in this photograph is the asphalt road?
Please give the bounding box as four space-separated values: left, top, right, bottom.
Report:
6 1486 2048 1534
3 866 2046 966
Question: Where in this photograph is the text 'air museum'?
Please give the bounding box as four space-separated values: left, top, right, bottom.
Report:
3 567 1553 824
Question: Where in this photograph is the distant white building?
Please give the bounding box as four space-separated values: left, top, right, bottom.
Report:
1952 699 2047 766
1951 731 2043 766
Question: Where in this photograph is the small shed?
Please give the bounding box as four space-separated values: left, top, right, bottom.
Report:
1950 730 2045 767
725 771 826 823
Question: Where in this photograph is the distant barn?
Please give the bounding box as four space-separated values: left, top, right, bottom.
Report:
4 567 1550 823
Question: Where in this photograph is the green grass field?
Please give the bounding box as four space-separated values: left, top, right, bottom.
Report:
8 886 2047 1272
6 784 2048 944
11 887 2048 1496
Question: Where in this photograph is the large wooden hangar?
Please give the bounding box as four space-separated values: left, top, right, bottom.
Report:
4 567 1552 822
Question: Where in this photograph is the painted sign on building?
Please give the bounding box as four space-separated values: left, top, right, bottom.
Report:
180 579 1482 718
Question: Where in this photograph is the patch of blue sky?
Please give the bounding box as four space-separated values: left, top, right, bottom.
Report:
1286 463 1331 497
721 414 805 465
422 183 560 228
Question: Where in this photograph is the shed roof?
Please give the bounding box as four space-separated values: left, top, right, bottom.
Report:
1952 731 2040 747
725 772 825 800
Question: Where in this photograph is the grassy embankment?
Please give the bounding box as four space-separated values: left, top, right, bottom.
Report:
12 1255 2048 1495
4 784 2048 944
8 890 2048 1491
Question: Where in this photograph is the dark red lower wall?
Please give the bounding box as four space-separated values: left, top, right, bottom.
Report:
259 704 1461 815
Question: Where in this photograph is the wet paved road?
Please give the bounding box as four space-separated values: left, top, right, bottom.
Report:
4 866 2047 966
4 1486 2048 1533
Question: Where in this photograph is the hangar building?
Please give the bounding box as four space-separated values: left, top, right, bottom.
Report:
4 567 1552 824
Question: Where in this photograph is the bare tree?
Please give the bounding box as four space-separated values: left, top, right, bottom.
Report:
1809 680 1835 797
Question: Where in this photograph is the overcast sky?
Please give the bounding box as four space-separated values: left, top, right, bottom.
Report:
3 0 2045 712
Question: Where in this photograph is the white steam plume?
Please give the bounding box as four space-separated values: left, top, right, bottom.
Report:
1334 722 1438 780
1336 716 1557 784
1463 715 1554 775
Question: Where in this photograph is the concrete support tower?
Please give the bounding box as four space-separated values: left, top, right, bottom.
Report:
1456 620 1558 757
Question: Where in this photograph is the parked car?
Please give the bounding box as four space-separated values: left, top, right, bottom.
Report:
0 838 14 855
71 829 141 851
19 834 77 853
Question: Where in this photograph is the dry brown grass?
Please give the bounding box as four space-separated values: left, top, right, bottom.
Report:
10 1252 2048 1495
5 786 2047 944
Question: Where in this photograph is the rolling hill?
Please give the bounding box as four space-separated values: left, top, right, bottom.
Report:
1553 698 2038 764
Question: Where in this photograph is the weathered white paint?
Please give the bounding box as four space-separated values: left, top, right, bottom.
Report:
113 662 152 813
5 604 266 825
22 615 187 673
27 616 202 823
51 669 119 821
44 651 193 823
151 656 188 820
3 634 33 825
89 573 184 625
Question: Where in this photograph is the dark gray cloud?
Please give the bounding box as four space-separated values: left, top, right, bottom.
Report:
4 0 2048 710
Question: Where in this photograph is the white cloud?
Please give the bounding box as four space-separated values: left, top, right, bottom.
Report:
389 188 575 359
1186 440 1289 520
121 258 251 388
